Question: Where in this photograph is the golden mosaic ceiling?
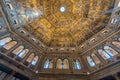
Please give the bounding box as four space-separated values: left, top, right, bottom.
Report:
21 0 114 47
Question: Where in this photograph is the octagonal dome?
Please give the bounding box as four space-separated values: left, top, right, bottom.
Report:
10 0 114 47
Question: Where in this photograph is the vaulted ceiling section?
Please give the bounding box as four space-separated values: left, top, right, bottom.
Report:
14 0 114 47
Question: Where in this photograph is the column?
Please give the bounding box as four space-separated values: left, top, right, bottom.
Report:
37 55 45 72
68 58 73 73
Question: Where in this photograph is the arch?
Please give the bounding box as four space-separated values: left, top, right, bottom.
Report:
26 53 35 63
112 41 120 49
44 59 50 69
56 59 62 69
3 41 17 50
87 56 96 67
17 49 29 58
44 59 53 69
63 59 69 69
91 53 101 65
31 56 39 66
98 49 112 60
73 60 81 70
0 37 12 46
104 45 118 56
12 46 24 55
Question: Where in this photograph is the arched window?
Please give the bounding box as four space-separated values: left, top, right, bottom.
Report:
44 59 49 69
87 56 96 67
104 46 118 56
112 41 120 49
73 60 81 70
3 41 17 50
31 56 39 66
91 53 101 65
12 46 24 55
63 59 69 69
98 49 112 60
44 59 53 69
0 37 12 46
26 53 35 63
56 59 62 69
17 49 29 58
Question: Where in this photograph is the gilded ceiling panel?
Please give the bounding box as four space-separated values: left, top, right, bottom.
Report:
13 0 114 47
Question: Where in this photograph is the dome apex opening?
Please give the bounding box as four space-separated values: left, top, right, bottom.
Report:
60 6 66 12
